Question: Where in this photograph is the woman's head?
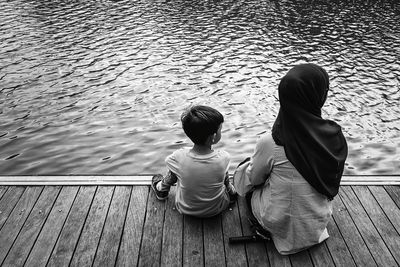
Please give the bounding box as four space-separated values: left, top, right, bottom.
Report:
272 63 347 199
278 63 329 116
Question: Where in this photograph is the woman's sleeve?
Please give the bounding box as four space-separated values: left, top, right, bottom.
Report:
233 135 274 195
248 135 274 185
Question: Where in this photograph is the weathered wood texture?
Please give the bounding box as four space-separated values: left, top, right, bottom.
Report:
2 186 61 266
0 186 43 263
0 185 398 266
161 187 183 266
48 186 97 267
70 186 114 267
117 186 148 267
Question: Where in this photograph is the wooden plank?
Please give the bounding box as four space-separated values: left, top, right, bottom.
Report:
116 186 149 267
93 186 131 267
289 250 313 267
369 186 400 232
203 214 225 266
0 175 152 185
183 215 203 267
332 192 376 267
384 186 400 208
222 202 247 267
237 196 269 266
0 186 43 264
47 186 97 267
69 186 114 267
2 186 61 266
339 175 400 185
308 242 335 267
352 186 400 264
138 188 166 267
25 186 79 266
0 184 396 267
0 186 7 200
265 242 291 267
324 216 356 267
0 186 25 229
160 187 183 266
1 175 400 185
339 186 397 266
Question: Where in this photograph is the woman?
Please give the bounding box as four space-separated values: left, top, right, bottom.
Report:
234 63 348 255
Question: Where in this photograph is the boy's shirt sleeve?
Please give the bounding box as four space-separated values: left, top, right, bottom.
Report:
221 150 231 174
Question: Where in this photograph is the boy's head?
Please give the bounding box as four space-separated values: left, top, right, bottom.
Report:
181 105 224 145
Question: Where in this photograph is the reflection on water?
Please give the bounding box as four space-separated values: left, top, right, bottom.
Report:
0 0 399 175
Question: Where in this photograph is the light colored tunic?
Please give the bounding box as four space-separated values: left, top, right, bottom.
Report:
166 148 231 218
234 134 332 255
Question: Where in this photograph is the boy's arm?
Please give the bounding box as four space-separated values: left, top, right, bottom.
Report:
165 150 181 184
164 170 178 185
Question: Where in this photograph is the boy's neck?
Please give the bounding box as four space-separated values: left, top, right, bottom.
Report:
192 144 213 155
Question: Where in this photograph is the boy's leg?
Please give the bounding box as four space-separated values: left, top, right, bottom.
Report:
224 172 237 203
157 171 178 192
224 172 236 195
151 171 178 201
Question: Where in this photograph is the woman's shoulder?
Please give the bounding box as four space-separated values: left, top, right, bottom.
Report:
256 133 276 149
251 133 276 160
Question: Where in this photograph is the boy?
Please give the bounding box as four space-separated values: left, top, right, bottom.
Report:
151 105 237 218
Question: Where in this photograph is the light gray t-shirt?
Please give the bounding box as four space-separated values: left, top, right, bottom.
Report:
165 148 230 218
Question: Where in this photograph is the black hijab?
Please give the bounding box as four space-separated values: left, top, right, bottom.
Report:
272 63 348 199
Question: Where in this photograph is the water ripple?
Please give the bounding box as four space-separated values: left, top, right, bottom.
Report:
0 0 399 175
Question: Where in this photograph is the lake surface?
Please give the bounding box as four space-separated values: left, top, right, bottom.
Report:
1 0 399 175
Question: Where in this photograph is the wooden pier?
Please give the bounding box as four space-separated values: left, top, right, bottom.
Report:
0 177 399 266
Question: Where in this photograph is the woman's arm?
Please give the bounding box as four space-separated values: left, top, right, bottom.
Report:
234 135 274 195
246 135 274 186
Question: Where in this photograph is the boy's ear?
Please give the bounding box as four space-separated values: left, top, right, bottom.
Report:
211 133 217 143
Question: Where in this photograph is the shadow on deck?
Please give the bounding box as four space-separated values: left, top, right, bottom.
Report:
0 184 399 266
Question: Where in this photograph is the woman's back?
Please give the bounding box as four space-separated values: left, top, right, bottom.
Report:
250 134 332 255
234 63 347 255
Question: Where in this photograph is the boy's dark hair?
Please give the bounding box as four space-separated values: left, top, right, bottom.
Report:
181 105 224 145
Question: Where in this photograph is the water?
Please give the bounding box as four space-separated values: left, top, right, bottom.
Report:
0 0 399 175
